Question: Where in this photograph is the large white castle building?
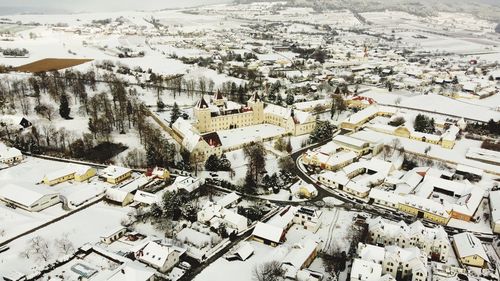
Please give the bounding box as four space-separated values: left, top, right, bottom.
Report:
171 92 316 160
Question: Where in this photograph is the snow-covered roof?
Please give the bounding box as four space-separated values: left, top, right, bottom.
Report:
453 232 489 262
107 262 156 281
282 239 318 278
456 164 483 177
343 105 379 125
171 176 203 193
319 171 350 186
43 167 76 182
333 135 368 149
220 208 247 230
401 195 451 217
490 191 500 224
358 243 385 264
252 222 284 244
105 188 131 203
369 189 403 205
0 184 58 208
133 190 160 205
318 142 340 155
172 118 201 152
177 228 211 248
268 206 298 229
136 241 177 268
235 242 254 261
351 258 382 281
0 143 22 161
101 165 131 179
346 181 370 194
217 192 240 208
325 150 358 167
466 147 500 165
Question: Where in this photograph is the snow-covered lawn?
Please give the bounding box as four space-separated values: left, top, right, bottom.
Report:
194 240 288 281
0 202 129 277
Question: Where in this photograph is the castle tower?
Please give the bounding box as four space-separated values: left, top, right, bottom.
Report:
212 90 225 107
194 96 212 133
248 92 264 124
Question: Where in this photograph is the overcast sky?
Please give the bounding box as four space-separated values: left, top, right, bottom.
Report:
0 0 232 14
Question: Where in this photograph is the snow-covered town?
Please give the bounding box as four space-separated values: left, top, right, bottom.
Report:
0 0 499 280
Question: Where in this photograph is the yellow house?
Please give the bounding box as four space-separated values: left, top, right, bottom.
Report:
291 183 317 199
394 127 411 138
151 167 170 180
453 232 489 268
74 166 96 182
398 195 450 225
101 165 132 185
43 169 75 186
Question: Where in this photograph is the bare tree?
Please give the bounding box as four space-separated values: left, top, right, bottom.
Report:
55 234 75 255
30 236 51 262
252 261 284 281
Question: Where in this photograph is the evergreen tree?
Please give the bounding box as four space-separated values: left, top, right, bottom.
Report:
205 154 219 171
276 93 283 106
285 93 295 105
59 94 71 119
309 121 335 143
170 102 181 127
274 137 286 151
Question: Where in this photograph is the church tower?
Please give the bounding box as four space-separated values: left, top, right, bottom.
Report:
194 96 212 133
248 92 264 124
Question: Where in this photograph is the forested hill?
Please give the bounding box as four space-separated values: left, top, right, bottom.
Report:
233 0 500 21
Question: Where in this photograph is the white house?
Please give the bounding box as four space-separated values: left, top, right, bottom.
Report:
0 143 23 165
281 239 319 279
135 241 182 273
0 184 60 212
252 222 285 247
133 190 160 205
170 176 204 193
292 206 322 232
101 165 132 184
100 227 127 244
351 258 382 281
368 217 450 262
489 190 500 234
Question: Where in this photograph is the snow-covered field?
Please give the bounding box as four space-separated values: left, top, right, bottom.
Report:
0 157 114 242
0 202 128 277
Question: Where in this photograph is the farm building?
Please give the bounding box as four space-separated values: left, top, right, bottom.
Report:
43 168 76 186
0 184 60 212
42 165 96 186
101 165 132 184
105 188 134 206
75 166 97 182
100 227 127 244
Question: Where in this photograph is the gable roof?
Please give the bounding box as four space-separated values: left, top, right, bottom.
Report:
0 184 58 208
252 222 283 244
136 241 176 268
453 232 489 262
